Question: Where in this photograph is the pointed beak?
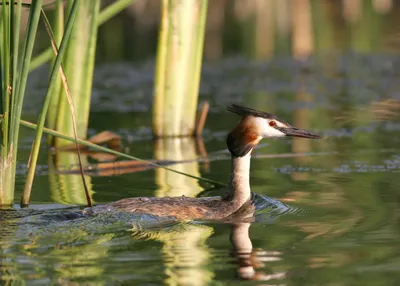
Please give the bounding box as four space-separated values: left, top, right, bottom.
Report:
278 126 321 139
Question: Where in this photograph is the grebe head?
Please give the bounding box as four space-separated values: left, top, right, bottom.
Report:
226 104 321 157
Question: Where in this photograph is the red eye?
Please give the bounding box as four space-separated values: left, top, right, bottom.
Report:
269 121 276 127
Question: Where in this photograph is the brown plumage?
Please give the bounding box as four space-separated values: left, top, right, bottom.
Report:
108 195 255 221
227 116 262 157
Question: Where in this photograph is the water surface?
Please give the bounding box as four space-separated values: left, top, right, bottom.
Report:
3 52 400 285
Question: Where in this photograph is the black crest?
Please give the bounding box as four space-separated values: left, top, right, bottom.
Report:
226 104 279 120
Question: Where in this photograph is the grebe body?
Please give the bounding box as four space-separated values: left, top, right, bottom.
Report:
105 104 321 220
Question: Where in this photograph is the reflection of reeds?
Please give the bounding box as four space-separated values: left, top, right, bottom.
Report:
291 79 312 181
130 222 214 286
49 152 94 205
0 215 24 283
20 225 114 283
154 137 203 198
370 99 400 120
335 99 400 124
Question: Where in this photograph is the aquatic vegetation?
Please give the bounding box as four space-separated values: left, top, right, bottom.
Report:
1 0 214 207
153 0 208 136
1 0 45 207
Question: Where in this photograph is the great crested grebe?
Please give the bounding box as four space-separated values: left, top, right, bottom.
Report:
105 104 321 220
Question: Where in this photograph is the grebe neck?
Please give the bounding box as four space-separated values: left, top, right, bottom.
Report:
227 152 252 208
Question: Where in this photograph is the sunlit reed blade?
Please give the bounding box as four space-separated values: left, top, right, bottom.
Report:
2 0 11 159
97 0 136 26
30 0 137 72
0 1 11 206
52 0 100 146
11 0 23 113
1 0 44 207
39 6 91 207
20 119 226 188
47 0 64 135
21 0 81 208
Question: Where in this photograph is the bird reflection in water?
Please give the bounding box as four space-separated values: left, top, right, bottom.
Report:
230 222 286 281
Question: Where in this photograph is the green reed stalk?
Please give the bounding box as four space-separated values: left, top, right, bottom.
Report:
97 0 136 26
0 0 42 206
0 34 3 115
44 0 134 208
52 0 100 145
152 0 168 137
47 0 64 134
0 0 11 206
0 0 137 207
153 0 208 137
12 0 23 105
40 6 92 207
7 0 44 203
185 1 207 133
30 0 136 73
78 0 100 134
21 0 80 207
2 0 11 158
10 0 43 145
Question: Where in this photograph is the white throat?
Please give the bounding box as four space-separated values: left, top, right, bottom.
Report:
227 152 252 208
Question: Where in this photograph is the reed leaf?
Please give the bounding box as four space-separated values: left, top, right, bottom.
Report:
8 0 44 199
30 0 137 72
97 0 136 26
21 0 80 207
2 0 11 156
38 6 92 207
1 0 44 206
11 1 23 111
47 0 64 134
20 120 226 188
0 2 10 205
53 0 99 144
0 38 3 114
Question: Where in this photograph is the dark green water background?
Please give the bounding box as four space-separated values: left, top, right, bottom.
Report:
2 1 400 285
